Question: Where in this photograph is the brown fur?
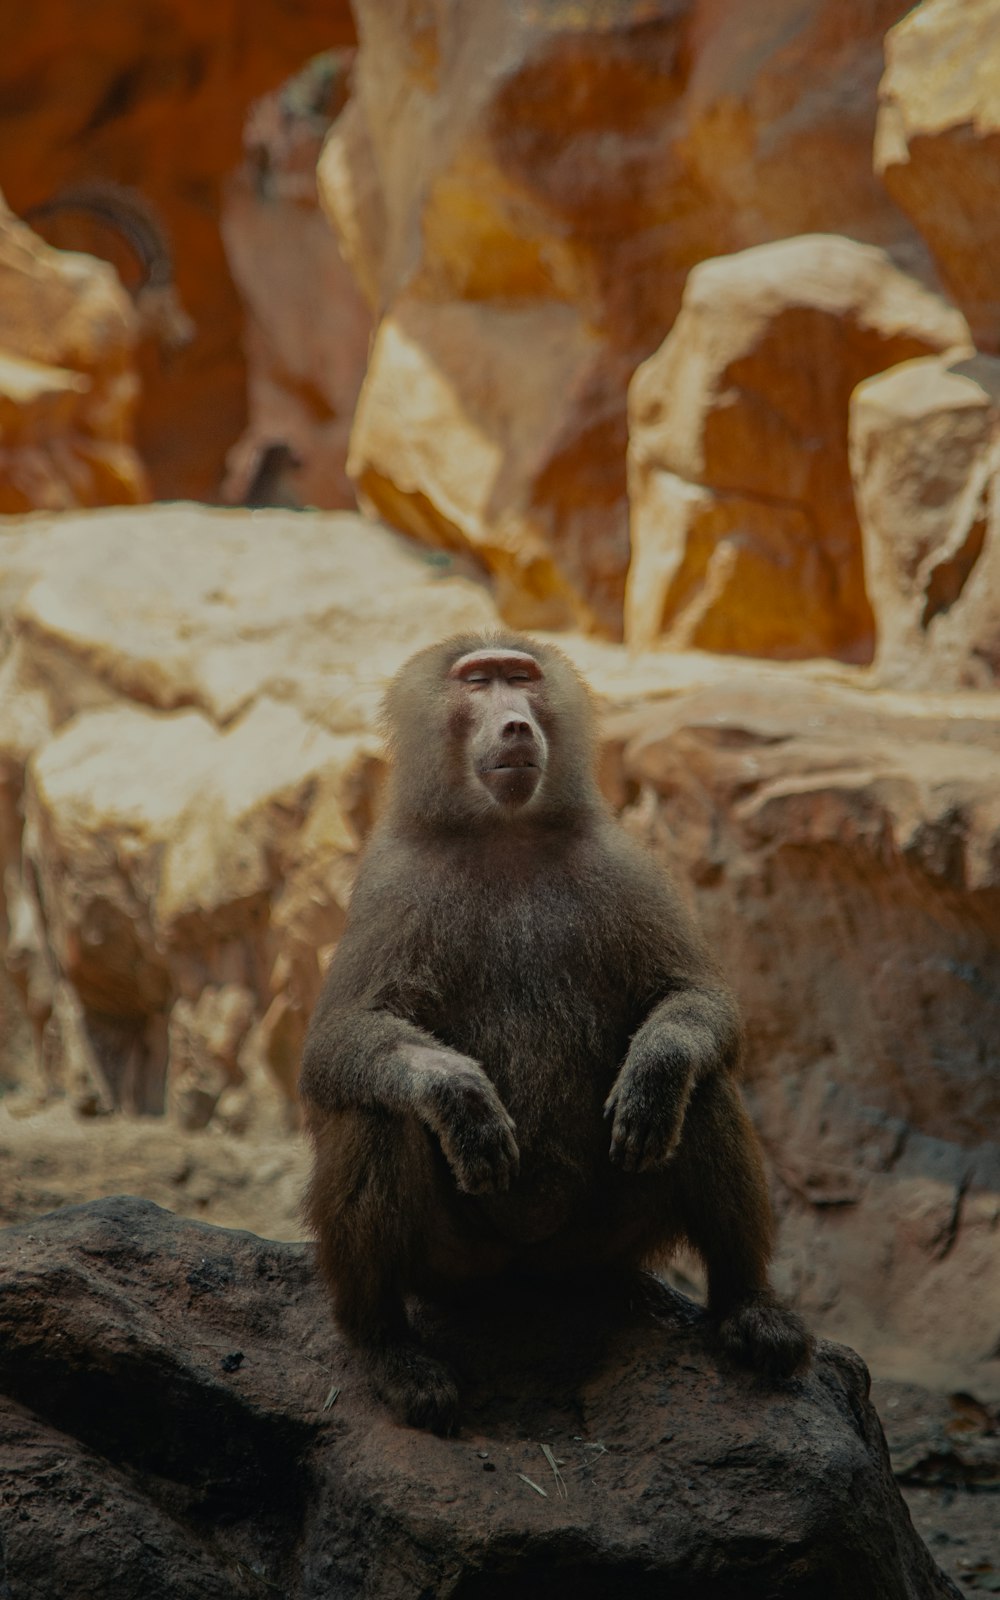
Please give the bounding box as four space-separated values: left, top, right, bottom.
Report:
300 632 812 1430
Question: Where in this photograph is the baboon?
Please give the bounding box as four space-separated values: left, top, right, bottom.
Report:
300 632 811 1431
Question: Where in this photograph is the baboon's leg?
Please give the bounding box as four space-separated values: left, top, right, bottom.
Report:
660 1075 813 1380
304 1107 462 1432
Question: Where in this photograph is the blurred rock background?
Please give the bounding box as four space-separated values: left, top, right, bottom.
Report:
1 1 998 1588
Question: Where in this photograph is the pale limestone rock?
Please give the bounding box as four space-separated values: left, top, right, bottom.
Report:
0 503 497 1111
20 699 366 1114
681 0 930 267
626 235 970 660
876 0 1000 353
26 706 216 1019
850 354 1000 689
317 98 385 313
4 504 497 729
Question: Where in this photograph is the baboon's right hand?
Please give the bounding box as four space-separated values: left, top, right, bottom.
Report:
413 1052 520 1195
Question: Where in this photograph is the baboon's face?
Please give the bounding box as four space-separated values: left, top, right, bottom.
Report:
446 649 549 811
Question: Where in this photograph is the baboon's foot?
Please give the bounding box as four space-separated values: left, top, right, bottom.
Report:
371 1340 460 1434
715 1291 814 1382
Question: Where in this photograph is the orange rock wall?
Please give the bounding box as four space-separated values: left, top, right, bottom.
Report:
327 0 927 636
0 0 354 501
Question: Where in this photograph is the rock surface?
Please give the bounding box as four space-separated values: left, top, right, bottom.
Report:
0 192 147 512
876 0 1000 355
0 505 496 1113
681 0 928 267
0 0 354 499
625 234 970 659
0 1099 310 1237
326 0 927 637
850 353 1000 689
0 1195 962 1599
221 52 372 511
604 672 1000 1385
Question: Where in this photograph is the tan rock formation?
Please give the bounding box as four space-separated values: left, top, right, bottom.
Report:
876 0 1000 354
851 354 1000 689
221 53 372 511
323 0 925 637
347 296 614 630
0 505 496 1113
0 0 354 499
0 195 147 512
626 235 970 660
12 698 367 1119
0 504 495 731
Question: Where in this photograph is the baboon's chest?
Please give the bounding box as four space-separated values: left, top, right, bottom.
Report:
420 881 635 1125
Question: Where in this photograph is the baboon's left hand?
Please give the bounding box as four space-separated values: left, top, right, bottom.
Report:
604 1056 694 1173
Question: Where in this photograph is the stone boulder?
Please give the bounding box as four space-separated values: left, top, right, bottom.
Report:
0 193 147 512
625 235 969 659
0 1195 962 1599
603 671 1000 1384
876 0 1000 354
221 52 372 511
324 0 927 638
850 353 1000 689
0 505 496 1113
0 1 354 500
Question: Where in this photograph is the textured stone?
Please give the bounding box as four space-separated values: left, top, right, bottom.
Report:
682 0 928 267
325 0 925 637
850 353 1000 688
626 235 970 659
0 505 495 1113
348 294 614 630
0 193 146 511
0 0 354 499
604 673 1000 1383
876 0 1000 354
0 504 496 730
0 1196 962 1600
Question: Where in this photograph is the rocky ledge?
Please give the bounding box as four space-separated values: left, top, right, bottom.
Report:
0 1196 959 1599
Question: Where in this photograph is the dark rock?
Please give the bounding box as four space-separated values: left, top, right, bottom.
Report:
0 1196 961 1599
